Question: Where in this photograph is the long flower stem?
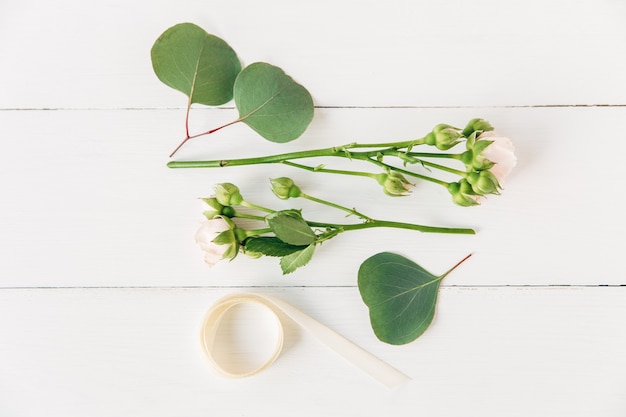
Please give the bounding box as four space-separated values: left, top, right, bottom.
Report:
307 219 475 235
168 146 351 168
345 138 426 149
405 151 461 160
285 156 457 192
301 193 373 221
166 144 459 169
282 160 377 179
384 151 466 176
231 211 267 221
244 228 273 237
363 158 451 187
241 200 275 214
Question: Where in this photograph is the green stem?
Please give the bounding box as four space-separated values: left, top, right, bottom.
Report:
405 151 462 160
167 141 460 171
244 228 272 237
167 146 350 168
166 143 451 169
241 200 275 214
301 193 373 222
282 161 378 180
384 151 466 176
231 211 267 221
344 138 426 149
315 228 342 243
307 219 475 235
363 158 451 188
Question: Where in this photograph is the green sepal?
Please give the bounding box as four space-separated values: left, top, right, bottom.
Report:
472 139 493 155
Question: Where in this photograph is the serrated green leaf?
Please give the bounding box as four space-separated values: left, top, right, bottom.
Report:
234 62 314 143
244 237 307 257
151 23 241 106
267 211 316 246
280 244 315 275
358 252 465 345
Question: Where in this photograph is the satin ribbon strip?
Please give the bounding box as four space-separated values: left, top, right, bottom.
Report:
199 293 411 389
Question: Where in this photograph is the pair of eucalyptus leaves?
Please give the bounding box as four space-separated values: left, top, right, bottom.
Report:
152 23 477 345
151 22 314 157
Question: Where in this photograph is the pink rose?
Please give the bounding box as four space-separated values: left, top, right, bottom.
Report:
477 132 517 185
195 218 236 266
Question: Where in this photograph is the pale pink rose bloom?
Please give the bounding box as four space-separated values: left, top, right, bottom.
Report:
195 218 231 266
477 132 517 184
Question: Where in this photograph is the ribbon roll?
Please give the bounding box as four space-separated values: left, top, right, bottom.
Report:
199 293 411 389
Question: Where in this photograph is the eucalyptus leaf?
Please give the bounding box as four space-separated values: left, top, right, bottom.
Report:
358 252 471 345
280 244 316 275
267 211 316 246
244 236 308 257
151 23 241 106
234 62 314 143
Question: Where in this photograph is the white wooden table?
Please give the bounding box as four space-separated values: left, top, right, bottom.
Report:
2 1 626 415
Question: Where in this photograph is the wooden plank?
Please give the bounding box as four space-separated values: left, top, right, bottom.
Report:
1 106 624 287
1 0 625 108
1 286 624 416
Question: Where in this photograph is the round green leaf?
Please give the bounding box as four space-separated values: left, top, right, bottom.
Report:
358 252 443 345
234 62 314 143
151 22 241 105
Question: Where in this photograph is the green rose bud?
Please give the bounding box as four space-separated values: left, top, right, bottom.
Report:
447 179 481 207
270 177 303 199
376 172 411 196
462 118 494 138
467 170 501 196
214 183 244 206
425 124 462 150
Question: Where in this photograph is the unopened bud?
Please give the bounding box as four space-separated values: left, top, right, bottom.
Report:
214 183 244 206
376 172 411 196
447 179 481 207
270 177 303 199
467 170 501 196
462 118 494 138
425 124 462 150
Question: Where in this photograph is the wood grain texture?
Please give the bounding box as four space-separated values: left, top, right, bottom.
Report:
1 0 625 108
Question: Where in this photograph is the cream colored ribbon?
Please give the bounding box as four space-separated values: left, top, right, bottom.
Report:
200 293 411 389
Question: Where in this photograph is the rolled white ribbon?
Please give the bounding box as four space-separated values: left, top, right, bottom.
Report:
200 293 411 389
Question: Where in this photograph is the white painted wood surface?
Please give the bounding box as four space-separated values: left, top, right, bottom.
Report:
1 287 625 416
1 0 625 416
